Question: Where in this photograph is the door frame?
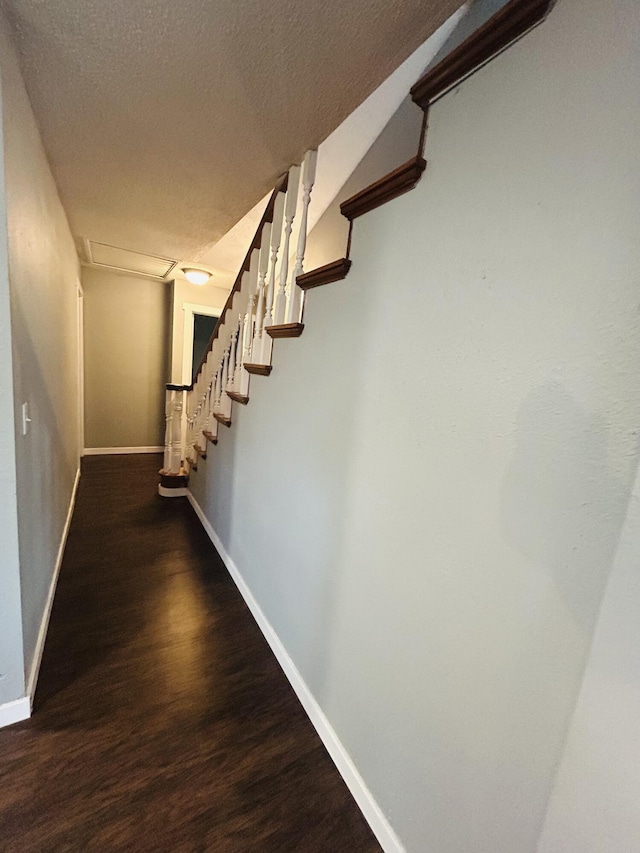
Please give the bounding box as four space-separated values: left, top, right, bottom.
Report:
77 279 85 458
181 303 220 386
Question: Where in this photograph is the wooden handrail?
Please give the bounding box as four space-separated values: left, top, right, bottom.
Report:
411 0 555 110
192 173 288 383
340 156 427 222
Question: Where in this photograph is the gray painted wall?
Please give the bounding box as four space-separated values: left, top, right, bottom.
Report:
304 94 423 272
0 5 80 698
538 457 640 850
303 0 512 274
83 267 171 449
0 37 25 707
188 0 640 849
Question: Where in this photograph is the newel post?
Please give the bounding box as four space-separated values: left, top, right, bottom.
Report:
158 384 189 497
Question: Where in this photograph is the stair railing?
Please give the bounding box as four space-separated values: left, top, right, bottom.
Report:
161 149 318 483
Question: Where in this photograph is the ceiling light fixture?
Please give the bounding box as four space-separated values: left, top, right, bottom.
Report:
181 267 211 286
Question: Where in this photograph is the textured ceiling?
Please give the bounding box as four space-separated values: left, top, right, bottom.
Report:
2 0 461 263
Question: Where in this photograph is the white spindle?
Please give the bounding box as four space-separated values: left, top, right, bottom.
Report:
163 388 176 473
286 149 317 324
205 376 217 441
202 380 212 436
180 387 188 465
195 398 204 452
221 346 231 420
238 303 253 396
186 409 196 466
171 391 184 473
213 360 223 413
227 327 238 392
232 317 244 390
251 224 271 359
259 192 286 363
273 165 301 325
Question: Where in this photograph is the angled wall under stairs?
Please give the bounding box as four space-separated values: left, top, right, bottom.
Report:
176 0 640 850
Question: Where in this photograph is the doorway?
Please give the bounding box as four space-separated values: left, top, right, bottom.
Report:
191 314 218 383
181 302 220 386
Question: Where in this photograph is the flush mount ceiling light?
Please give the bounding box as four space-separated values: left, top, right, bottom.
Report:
181 267 211 286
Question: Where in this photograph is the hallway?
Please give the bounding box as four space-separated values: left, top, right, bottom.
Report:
0 455 380 852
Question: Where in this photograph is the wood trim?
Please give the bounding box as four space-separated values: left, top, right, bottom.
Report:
265 323 304 339
159 471 189 489
194 444 207 460
84 446 164 455
244 363 272 376
203 431 218 445
226 391 249 405
213 412 232 427
0 697 30 729
165 383 191 392
297 258 352 291
26 466 81 707
411 0 555 110
340 156 426 222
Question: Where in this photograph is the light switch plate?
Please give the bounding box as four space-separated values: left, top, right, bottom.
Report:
22 402 31 435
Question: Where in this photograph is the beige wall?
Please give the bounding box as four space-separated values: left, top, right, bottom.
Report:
169 277 232 385
188 0 640 849
0 4 80 704
83 267 171 448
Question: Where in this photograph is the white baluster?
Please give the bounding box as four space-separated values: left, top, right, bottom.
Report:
232 314 244 394
194 399 202 454
259 191 286 363
227 327 238 393
199 390 208 450
286 149 317 324
238 301 253 396
163 388 173 473
186 409 196 466
251 224 271 358
220 346 231 420
273 165 301 326
181 387 189 466
202 355 212 432
213 360 223 413
170 391 183 474
202 380 212 437
206 373 218 442
232 317 244 391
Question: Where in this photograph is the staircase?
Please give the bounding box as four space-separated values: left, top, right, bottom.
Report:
158 0 554 497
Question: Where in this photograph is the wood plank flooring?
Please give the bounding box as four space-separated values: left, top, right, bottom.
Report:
0 454 381 852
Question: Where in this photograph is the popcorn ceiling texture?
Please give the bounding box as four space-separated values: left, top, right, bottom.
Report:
1 0 460 261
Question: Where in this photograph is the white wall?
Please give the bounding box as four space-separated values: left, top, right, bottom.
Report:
83 267 171 449
187 0 640 850
0 5 80 700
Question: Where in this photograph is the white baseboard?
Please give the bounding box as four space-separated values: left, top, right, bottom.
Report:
186 490 405 853
0 696 30 729
84 446 164 455
158 485 189 497
26 467 81 705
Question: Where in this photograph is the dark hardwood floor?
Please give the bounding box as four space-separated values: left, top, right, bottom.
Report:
0 454 381 852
